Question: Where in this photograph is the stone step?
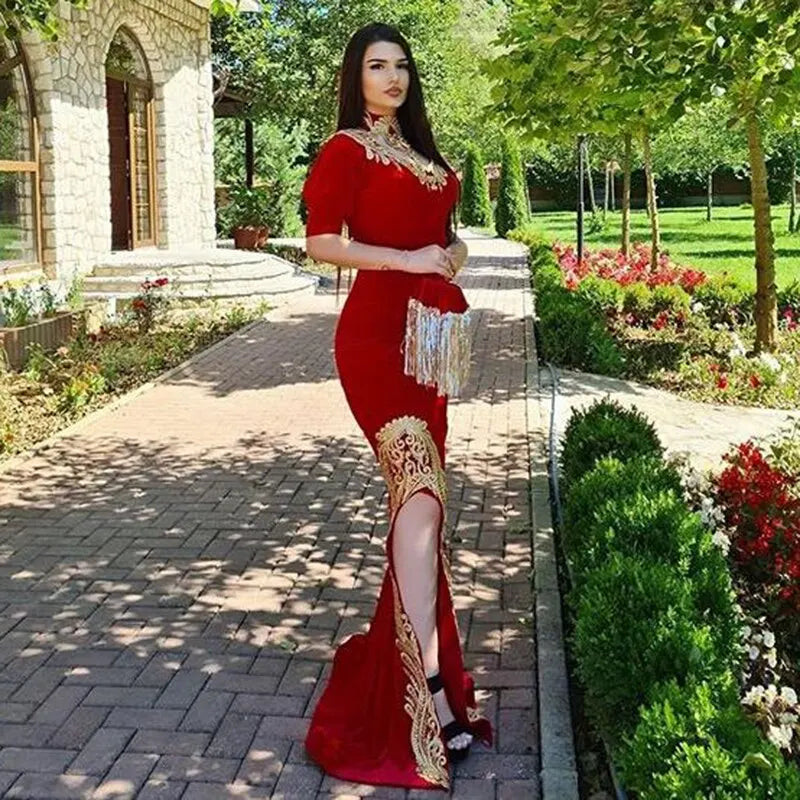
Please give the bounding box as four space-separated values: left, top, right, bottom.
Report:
92 259 292 281
82 269 314 294
83 271 317 299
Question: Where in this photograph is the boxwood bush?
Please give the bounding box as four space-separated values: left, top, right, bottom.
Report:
617 677 800 799
571 553 731 745
559 397 664 493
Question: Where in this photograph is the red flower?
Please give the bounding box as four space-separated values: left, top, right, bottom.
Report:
716 374 729 390
653 310 669 330
749 374 761 389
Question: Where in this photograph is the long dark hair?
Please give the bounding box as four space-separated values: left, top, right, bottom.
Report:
336 22 458 244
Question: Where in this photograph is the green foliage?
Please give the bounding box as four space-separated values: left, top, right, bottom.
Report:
575 275 624 316
212 0 508 162
617 678 800 799
0 0 87 40
559 397 663 492
622 282 654 319
571 553 730 746
693 275 755 327
652 284 691 318
494 135 530 237
460 144 492 227
218 183 286 234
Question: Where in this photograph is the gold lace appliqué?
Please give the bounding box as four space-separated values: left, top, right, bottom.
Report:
391 575 450 788
335 113 450 191
376 416 447 521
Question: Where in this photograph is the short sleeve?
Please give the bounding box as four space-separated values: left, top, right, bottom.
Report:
302 133 365 236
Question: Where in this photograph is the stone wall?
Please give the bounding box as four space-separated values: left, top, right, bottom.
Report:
21 0 215 283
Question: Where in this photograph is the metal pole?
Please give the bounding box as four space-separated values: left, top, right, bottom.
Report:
245 118 255 189
577 134 585 267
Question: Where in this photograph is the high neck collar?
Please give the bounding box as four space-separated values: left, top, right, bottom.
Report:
362 109 401 136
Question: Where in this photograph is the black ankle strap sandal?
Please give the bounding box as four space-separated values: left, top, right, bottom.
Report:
426 672 473 763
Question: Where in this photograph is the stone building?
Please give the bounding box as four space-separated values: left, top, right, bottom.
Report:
1 0 217 286
0 0 316 310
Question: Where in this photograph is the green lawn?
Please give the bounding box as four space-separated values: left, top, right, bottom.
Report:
524 205 800 289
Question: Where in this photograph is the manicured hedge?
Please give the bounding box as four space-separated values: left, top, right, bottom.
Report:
557 398 799 797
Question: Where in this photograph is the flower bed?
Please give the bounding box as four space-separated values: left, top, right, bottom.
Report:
512 228 800 408
557 398 800 797
680 425 800 760
0 302 268 461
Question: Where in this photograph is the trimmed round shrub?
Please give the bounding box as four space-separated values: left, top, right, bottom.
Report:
568 486 699 579
617 677 800 799
651 283 691 318
536 288 624 377
559 398 664 493
693 275 754 327
622 282 654 318
563 456 682 545
576 275 625 316
571 553 730 745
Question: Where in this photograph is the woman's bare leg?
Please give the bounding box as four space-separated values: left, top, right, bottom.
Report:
392 492 472 749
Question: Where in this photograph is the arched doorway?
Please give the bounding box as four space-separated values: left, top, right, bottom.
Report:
0 35 41 270
105 28 157 250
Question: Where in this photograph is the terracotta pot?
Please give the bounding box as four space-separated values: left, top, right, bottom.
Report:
0 309 85 371
233 225 270 250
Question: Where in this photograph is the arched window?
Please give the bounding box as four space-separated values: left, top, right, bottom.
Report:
105 28 157 249
0 36 40 270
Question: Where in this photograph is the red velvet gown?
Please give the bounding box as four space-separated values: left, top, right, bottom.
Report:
301 110 493 791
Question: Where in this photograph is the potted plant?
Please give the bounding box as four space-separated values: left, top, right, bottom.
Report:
0 280 84 370
227 183 284 250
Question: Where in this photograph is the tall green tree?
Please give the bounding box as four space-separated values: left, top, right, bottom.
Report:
460 144 492 228
494 135 529 236
652 100 748 222
212 0 506 162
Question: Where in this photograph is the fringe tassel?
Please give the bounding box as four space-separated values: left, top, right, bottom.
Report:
403 298 472 397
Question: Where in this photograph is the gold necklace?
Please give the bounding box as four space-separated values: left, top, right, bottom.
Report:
334 112 450 191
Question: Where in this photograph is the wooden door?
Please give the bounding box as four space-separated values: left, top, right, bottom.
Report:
106 76 131 250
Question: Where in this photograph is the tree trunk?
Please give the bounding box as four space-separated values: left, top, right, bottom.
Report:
584 139 598 215
642 130 660 270
611 167 616 211
746 113 778 353
622 133 631 256
790 157 797 233
707 171 713 222
604 163 610 216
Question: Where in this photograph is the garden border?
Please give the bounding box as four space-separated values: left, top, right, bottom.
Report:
523 247 581 800
0 306 290 477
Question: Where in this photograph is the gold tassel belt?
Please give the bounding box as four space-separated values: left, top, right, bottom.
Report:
403 297 472 397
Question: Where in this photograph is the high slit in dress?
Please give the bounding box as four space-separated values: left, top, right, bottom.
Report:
301 109 493 791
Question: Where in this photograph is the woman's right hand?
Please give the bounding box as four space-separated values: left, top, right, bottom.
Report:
403 245 455 280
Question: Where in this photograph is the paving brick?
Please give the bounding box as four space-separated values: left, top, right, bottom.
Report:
272 763 323 798
205 712 260 759
150 755 239 784
66 728 133 775
178 691 233 733
30 686 90 726
91 753 159 799
235 738 290 786
0 746 76 772
154 669 208 709
104 707 185 731
48 707 110 749
83 687 159 708
135 779 186 800
6 773 99 799
127 729 209 757
183 782 273 799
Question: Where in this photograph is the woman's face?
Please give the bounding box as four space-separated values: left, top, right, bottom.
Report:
361 40 410 116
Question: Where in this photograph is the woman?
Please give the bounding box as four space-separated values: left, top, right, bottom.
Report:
301 22 493 791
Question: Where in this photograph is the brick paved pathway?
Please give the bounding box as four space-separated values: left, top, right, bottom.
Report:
0 234 537 799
